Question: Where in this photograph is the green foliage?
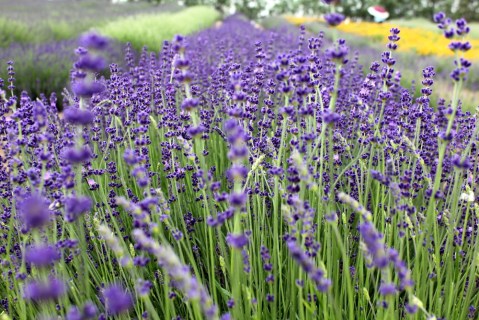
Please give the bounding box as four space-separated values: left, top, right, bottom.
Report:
234 0 266 19
0 17 104 48
454 0 479 22
99 6 221 51
43 20 93 42
260 16 290 29
0 18 32 48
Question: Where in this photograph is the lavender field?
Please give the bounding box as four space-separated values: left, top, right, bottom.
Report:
0 1 478 320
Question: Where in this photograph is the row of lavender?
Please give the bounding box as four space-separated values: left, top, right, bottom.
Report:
0 40 125 110
0 8 476 320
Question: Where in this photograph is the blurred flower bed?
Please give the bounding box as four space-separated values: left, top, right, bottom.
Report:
284 16 479 60
0 5 220 107
0 0 182 47
0 40 124 105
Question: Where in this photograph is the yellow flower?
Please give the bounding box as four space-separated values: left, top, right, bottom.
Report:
284 17 479 60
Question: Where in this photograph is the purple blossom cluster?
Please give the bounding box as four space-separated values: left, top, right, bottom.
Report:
433 12 472 81
0 10 477 320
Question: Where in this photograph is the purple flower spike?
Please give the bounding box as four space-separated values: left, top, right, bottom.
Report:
387 28 401 50
32 101 48 128
405 303 418 314
67 302 97 320
123 149 140 166
72 80 105 98
25 244 60 267
325 41 348 63
65 195 92 222
358 221 389 268
226 164 248 182
75 46 88 56
226 233 249 249
287 241 331 292
132 165 149 188
24 278 66 302
103 284 134 316
64 107 94 126
228 192 247 208
79 32 109 50
62 146 93 164
67 306 82 320
433 12 446 24
18 193 51 230
74 54 106 72
324 13 345 27
323 110 341 124
181 97 199 111
378 283 397 296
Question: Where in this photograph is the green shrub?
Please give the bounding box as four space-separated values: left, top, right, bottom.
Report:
0 18 32 48
45 20 90 42
260 16 290 29
99 6 221 51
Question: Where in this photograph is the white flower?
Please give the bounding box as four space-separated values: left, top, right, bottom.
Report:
460 190 475 202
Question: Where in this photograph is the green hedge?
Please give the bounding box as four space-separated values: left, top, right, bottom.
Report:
0 18 32 48
99 6 221 51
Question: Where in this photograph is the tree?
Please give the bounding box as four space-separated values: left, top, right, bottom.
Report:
454 0 479 21
236 0 267 19
136 0 479 21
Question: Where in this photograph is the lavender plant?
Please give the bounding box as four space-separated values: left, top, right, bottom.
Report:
0 7 477 320
0 40 124 108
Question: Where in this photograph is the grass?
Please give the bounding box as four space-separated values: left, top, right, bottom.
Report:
0 17 32 48
99 6 221 51
260 16 291 29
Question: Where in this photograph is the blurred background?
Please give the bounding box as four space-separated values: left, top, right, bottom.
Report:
0 0 478 110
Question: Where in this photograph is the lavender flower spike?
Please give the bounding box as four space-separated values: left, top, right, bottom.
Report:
133 229 219 319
